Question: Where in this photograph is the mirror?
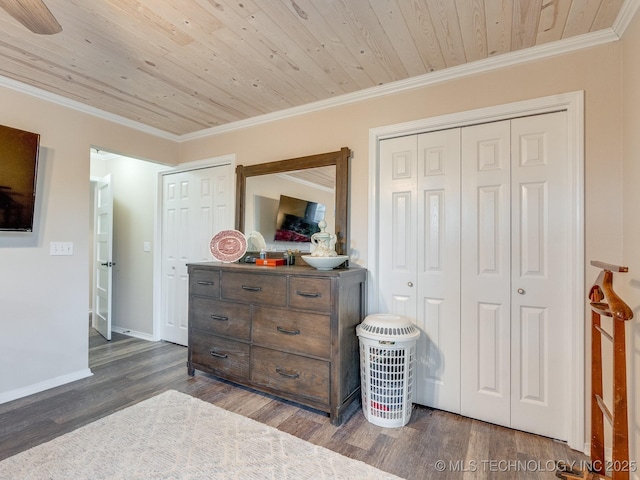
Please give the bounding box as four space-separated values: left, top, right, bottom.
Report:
236 148 350 255
244 167 335 247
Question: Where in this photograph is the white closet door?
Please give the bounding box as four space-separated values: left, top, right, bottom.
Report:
161 172 189 346
161 164 233 346
415 129 461 412
377 111 570 441
460 120 512 428
378 135 418 321
459 113 569 440
510 112 568 440
379 131 461 412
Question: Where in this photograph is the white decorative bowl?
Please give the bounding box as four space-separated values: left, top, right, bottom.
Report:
302 255 349 270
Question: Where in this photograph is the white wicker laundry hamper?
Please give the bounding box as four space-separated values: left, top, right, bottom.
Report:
356 313 420 428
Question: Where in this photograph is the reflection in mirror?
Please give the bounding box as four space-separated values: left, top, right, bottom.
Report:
244 166 335 252
236 147 350 256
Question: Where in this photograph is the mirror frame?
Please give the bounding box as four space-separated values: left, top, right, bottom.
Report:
236 147 350 256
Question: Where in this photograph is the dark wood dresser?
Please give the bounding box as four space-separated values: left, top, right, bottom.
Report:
186 262 367 425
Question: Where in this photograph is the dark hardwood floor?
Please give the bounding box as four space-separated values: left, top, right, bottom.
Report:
0 330 588 479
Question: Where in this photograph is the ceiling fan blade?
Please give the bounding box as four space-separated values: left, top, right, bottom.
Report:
0 0 62 34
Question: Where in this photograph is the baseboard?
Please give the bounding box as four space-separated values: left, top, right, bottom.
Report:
112 326 155 342
0 368 93 404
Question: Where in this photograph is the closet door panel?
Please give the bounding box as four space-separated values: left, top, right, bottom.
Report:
460 120 511 428
510 112 568 440
415 129 461 412
379 136 418 321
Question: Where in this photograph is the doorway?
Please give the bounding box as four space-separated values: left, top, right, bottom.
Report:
89 149 171 341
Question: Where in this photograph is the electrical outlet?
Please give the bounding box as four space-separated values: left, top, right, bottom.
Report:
50 241 73 255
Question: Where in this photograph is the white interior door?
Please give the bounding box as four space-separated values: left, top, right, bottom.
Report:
161 164 232 345
92 174 113 341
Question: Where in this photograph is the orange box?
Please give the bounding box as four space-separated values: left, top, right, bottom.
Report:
256 258 285 266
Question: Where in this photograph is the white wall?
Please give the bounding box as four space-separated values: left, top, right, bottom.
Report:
0 87 178 403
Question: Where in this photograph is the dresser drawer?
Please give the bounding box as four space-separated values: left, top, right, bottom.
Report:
251 346 329 404
289 277 332 313
221 271 286 306
189 269 220 298
190 298 251 341
190 333 250 380
252 306 330 358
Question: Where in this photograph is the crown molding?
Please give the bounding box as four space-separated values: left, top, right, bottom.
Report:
613 0 640 37
180 28 620 142
0 75 180 141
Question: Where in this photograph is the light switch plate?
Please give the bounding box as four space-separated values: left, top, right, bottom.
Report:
50 241 73 255
143 241 151 252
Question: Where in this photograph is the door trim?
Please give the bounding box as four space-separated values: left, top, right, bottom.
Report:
152 154 236 342
367 91 585 451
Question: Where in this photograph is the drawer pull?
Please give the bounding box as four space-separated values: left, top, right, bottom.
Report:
241 285 262 292
276 326 300 335
197 281 215 286
296 290 320 298
209 350 228 359
210 314 229 322
275 367 300 379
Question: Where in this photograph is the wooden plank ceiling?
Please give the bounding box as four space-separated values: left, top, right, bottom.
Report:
0 0 626 136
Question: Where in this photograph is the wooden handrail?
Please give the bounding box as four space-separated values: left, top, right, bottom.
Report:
558 261 632 480
589 261 631 480
589 262 633 322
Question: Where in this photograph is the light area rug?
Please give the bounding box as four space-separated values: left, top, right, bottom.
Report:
0 390 403 480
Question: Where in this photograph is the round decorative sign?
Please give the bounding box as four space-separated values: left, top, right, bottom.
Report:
209 230 247 262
